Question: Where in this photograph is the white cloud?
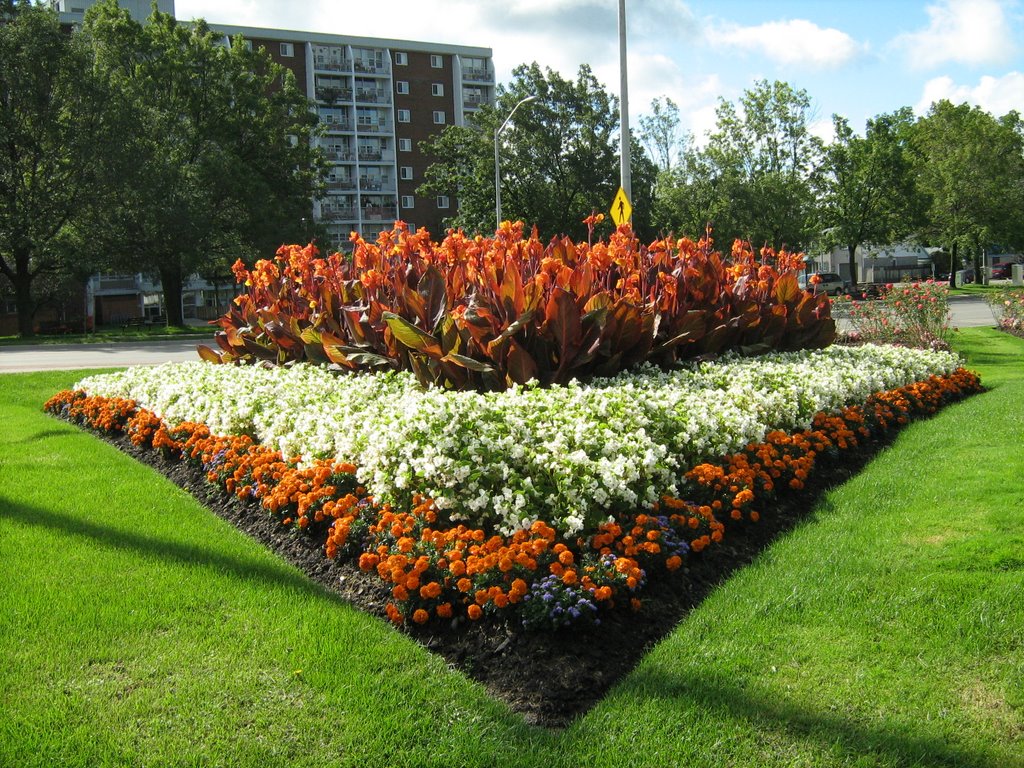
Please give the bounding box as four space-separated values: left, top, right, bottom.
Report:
894 0 1017 69
707 18 865 69
808 117 837 145
915 71 1024 115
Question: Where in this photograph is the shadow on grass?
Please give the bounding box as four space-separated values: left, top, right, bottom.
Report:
0 495 337 602
622 667 1003 768
11 429 73 443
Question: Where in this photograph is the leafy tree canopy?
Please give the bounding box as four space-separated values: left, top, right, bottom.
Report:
81 0 325 325
418 62 651 240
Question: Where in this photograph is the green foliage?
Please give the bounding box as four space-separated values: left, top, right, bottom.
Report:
418 63 641 240
80 0 325 326
201 222 835 390
814 108 921 285
0 2 118 336
910 100 1024 285
638 96 688 173
653 80 822 251
845 279 951 349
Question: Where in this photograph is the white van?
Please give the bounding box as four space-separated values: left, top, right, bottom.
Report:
798 272 844 296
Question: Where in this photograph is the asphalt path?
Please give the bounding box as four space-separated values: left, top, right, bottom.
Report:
0 295 1000 374
0 337 212 374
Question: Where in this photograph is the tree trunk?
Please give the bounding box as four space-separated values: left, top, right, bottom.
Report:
948 242 958 288
7 243 37 338
14 271 35 338
158 264 186 327
847 244 858 287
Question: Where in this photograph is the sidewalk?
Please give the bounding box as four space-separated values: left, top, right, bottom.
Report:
0 338 209 374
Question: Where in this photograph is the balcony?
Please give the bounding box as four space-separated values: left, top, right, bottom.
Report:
355 120 392 134
321 206 357 221
462 66 494 83
323 120 354 133
314 58 352 73
463 93 486 107
362 205 398 221
323 150 356 162
315 87 353 104
354 88 391 104
326 179 357 192
359 177 394 192
353 60 389 76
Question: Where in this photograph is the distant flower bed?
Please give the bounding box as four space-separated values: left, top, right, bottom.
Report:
46 346 980 630
845 280 951 350
986 287 1024 337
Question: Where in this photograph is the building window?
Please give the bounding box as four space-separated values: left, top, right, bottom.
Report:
401 195 415 209
398 138 412 152
400 166 413 180
396 80 409 95
394 51 408 66
280 42 294 57
430 54 443 68
397 109 411 123
437 195 450 209
431 83 444 97
433 110 445 124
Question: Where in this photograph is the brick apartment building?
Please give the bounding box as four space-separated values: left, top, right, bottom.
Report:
4 1 495 332
51 0 495 250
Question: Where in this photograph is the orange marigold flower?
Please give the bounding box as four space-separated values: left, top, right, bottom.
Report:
412 608 429 625
467 604 483 621
665 555 682 571
419 582 442 600
436 602 452 619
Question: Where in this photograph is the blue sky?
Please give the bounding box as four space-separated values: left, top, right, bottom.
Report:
175 0 1024 143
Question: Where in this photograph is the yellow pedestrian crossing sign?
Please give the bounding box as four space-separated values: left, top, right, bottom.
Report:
610 187 632 226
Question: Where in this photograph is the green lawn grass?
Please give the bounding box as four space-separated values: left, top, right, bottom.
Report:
2 329 1022 767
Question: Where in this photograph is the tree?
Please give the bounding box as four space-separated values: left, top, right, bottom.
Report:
814 108 921 285
83 0 324 326
419 63 631 240
638 96 687 173
654 80 822 250
0 1 120 336
911 100 1024 286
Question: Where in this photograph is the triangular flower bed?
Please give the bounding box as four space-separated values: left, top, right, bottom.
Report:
45 361 980 726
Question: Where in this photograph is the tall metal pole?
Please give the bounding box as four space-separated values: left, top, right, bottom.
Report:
618 0 631 205
494 95 537 230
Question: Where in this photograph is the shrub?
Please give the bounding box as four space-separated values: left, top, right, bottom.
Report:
986 287 1024 336
201 222 836 390
846 280 950 349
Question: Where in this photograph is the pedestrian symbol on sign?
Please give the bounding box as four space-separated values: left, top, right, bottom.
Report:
610 187 632 227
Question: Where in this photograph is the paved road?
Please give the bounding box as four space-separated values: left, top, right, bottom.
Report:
832 293 998 331
0 338 213 374
0 295 1000 374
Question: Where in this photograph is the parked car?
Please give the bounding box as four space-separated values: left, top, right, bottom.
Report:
843 282 884 300
992 262 1020 279
798 272 844 296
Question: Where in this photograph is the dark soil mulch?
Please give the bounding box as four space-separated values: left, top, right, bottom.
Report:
100 431 896 728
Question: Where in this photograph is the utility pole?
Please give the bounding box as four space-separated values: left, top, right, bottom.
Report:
618 0 631 205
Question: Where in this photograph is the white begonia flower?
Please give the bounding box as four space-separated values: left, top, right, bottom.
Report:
75 344 964 536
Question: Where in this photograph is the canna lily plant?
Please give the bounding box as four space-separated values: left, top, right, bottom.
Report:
200 220 836 391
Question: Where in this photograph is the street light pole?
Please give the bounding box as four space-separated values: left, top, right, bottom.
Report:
618 0 631 204
494 94 537 230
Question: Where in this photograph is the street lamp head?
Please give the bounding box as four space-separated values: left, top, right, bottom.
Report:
495 94 539 230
